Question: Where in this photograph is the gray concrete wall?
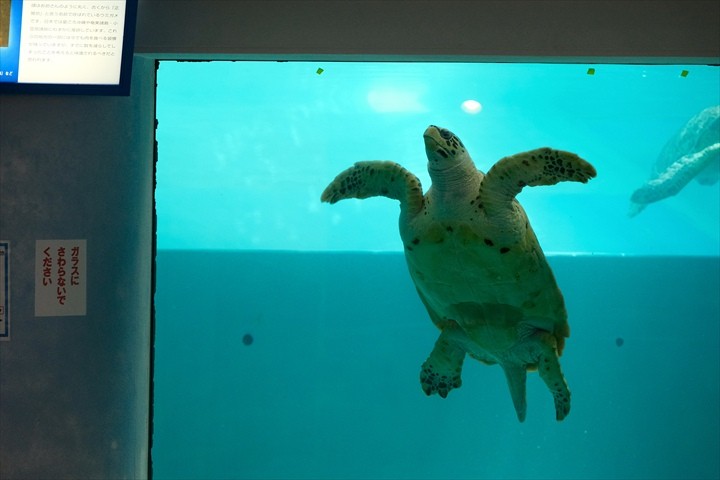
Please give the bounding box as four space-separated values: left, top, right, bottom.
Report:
0 56 156 479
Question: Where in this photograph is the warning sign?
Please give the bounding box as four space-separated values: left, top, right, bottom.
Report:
35 240 86 317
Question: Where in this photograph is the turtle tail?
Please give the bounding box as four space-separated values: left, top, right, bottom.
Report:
321 161 424 215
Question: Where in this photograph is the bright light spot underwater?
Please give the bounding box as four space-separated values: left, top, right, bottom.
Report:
461 99 483 114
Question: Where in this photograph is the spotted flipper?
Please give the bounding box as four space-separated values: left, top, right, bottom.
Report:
420 326 467 398
477 148 596 244
501 329 570 422
321 161 424 215
534 331 571 421
481 148 596 201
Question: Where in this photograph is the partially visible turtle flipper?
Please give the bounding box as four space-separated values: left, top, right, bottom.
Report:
420 326 467 398
321 161 424 215
629 143 720 216
534 331 571 421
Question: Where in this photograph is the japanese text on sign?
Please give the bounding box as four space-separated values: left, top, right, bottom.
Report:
18 1 127 84
35 240 86 317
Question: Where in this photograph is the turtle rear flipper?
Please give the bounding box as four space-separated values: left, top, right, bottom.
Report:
420 326 466 398
321 161 424 216
533 331 571 421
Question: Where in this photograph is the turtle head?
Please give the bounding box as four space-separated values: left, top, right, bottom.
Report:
423 125 468 171
423 126 479 195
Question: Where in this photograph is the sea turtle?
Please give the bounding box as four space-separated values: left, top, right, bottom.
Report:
321 125 596 421
629 105 720 217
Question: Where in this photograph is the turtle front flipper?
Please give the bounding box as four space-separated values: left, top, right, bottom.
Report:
321 161 424 216
482 148 596 203
420 325 467 398
478 148 595 244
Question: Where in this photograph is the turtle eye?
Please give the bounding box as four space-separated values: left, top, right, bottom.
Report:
439 129 453 140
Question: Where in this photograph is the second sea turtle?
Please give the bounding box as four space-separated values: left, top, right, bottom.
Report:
629 105 720 217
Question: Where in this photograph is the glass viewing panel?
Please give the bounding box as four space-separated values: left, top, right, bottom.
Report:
153 62 719 480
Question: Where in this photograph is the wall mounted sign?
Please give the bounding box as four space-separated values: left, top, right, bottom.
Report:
35 239 86 317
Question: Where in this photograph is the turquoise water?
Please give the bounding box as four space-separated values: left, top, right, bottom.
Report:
155 61 719 255
152 62 720 479
153 252 719 480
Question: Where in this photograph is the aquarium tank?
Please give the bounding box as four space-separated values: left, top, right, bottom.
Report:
152 61 719 480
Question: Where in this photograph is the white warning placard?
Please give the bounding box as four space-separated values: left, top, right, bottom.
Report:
35 240 86 317
0 241 9 340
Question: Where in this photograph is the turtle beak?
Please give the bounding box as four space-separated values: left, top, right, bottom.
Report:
423 125 440 139
424 136 450 164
